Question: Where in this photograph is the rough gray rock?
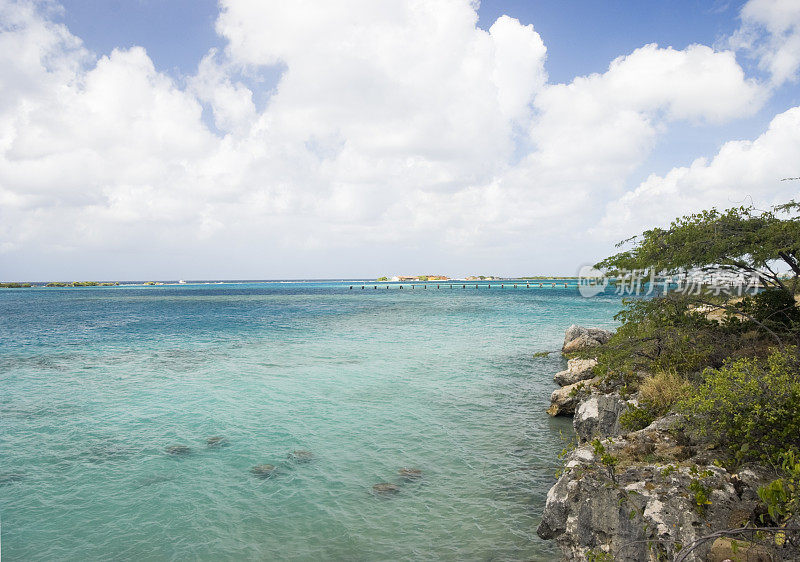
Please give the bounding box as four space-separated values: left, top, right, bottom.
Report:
547 380 593 416
554 358 598 386
573 392 636 443
644 413 683 432
562 325 613 354
537 427 769 561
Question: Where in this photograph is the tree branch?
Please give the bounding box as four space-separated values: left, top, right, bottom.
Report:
779 251 800 277
674 526 800 562
694 298 785 349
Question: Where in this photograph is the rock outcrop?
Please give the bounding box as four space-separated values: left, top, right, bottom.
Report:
573 391 635 443
548 330 604 418
554 358 597 386
540 325 797 561
562 325 613 354
537 419 774 561
547 380 593 416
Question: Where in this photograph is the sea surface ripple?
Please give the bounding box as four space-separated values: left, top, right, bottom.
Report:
0 282 621 560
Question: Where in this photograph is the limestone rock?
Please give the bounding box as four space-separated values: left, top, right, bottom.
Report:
562 325 613 354
547 380 592 416
537 432 769 561
733 466 773 504
554 358 598 386
573 392 635 443
644 413 683 432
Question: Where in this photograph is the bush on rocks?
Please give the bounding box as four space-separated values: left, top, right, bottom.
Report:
680 348 800 465
620 371 691 431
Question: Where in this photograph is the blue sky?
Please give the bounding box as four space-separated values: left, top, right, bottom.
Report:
60 1 743 83
56 0 797 180
478 1 741 79
1 0 799 279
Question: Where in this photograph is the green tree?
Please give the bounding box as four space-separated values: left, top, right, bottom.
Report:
596 201 800 346
597 202 800 292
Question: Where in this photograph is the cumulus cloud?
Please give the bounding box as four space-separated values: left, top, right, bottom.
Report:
0 0 794 277
732 0 800 85
527 43 764 190
598 106 800 240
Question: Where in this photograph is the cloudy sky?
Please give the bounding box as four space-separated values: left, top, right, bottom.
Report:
1 0 799 280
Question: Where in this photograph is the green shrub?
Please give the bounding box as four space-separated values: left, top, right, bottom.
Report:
591 438 618 483
585 548 614 562
619 404 656 431
758 450 800 525
680 348 800 464
592 296 738 381
688 478 712 515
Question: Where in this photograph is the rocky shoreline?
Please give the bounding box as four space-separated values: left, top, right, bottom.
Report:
537 325 786 562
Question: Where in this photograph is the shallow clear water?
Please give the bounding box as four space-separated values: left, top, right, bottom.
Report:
0 282 621 561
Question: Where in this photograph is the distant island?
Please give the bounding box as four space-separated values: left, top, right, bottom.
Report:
0 281 121 288
377 275 451 282
46 281 120 287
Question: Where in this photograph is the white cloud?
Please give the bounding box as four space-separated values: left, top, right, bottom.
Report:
598 106 800 240
0 0 794 277
190 50 257 135
528 43 763 184
733 0 800 85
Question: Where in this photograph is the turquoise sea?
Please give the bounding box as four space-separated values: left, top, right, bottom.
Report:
0 281 621 561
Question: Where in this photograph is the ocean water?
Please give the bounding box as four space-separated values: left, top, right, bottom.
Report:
0 282 621 561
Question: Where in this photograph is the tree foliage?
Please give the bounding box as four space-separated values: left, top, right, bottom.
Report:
596 202 800 293
590 295 743 381
595 202 800 347
588 200 800 467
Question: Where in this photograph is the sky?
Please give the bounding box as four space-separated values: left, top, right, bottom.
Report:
1 0 799 280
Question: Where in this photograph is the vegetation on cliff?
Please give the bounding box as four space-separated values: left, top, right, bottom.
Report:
556 200 800 556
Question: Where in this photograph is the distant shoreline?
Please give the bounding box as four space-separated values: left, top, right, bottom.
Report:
1 277 582 288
